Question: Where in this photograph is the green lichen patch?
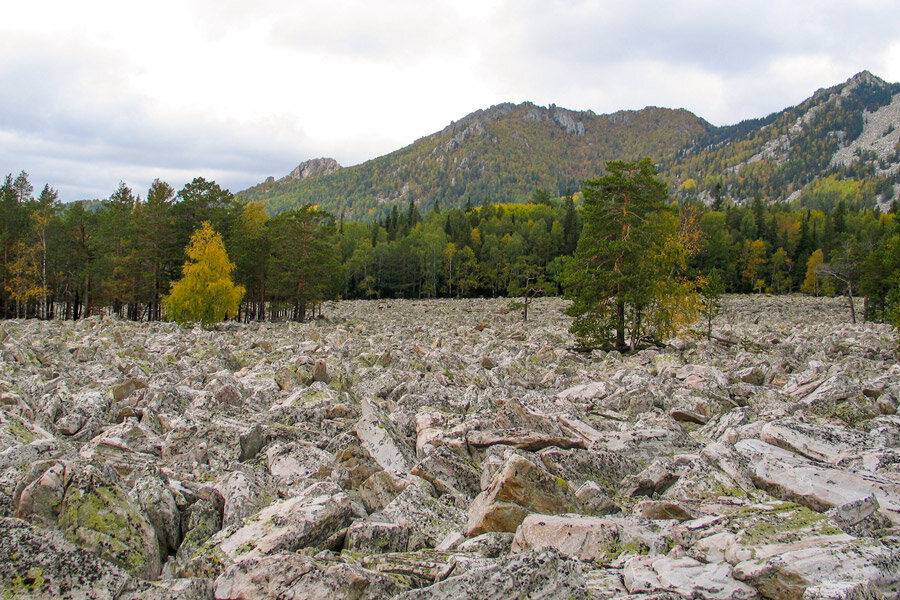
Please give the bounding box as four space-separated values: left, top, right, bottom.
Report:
58 483 159 579
731 502 843 546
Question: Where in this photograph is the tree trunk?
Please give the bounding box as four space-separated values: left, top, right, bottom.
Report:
847 285 856 325
616 300 626 350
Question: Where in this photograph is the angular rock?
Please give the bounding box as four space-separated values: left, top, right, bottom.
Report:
183 481 352 577
466 428 587 452
0 516 133 600
119 578 214 600
355 398 415 473
802 581 886 600
13 459 70 525
359 469 413 514
345 520 412 554
213 552 401 600
392 549 588 600
467 453 580 536
58 464 161 579
376 478 467 549
411 444 481 500
735 438 900 525
511 514 620 562
623 555 758 600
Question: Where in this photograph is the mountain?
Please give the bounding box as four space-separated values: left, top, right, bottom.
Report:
665 70 900 211
241 71 900 218
240 103 709 218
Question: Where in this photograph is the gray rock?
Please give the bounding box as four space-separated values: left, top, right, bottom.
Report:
182 481 352 578
213 552 400 600
391 549 589 600
0 516 133 600
467 452 580 536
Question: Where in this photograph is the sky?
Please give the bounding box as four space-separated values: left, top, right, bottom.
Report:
3 0 900 203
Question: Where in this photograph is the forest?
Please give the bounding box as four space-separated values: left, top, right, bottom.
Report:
3 168 900 327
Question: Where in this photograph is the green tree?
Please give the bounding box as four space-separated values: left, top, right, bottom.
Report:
563 158 698 350
267 206 341 320
163 221 245 327
700 268 725 340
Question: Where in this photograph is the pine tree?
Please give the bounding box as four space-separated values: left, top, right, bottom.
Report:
163 221 244 327
563 158 699 350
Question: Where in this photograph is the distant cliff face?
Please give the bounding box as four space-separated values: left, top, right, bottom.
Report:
667 70 900 208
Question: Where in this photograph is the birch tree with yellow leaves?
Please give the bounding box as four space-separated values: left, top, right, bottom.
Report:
163 221 244 327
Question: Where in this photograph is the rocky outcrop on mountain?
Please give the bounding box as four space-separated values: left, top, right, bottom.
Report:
281 157 342 183
1 294 899 599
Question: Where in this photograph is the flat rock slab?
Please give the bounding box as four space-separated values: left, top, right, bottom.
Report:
623 555 758 600
213 552 401 600
391 550 589 600
184 481 352 577
735 439 900 526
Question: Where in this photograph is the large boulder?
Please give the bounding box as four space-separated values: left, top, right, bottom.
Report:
181 481 352 578
734 438 900 526
466 451 581 536
623 555 758 600
213 553 401 600
58 464 161 579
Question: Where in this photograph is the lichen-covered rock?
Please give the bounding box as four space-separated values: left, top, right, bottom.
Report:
345 520 412 554
466 452 580 536
391 549 589 600
3 295 899 599
511 514 620 562
734 438 900 526
182 481 352 578
13 459 70 525
623 555 758 600
119 577 214 600
375 476 467 549
0 516 133 599
213 553 401 600
58 464 161 579
129 473 182 560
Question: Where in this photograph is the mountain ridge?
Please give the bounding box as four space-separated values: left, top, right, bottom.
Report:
241 71 900 218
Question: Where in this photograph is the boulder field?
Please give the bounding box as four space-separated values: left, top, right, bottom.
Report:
0 295 898 599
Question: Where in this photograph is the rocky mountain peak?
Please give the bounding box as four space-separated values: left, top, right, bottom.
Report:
283 157 342 183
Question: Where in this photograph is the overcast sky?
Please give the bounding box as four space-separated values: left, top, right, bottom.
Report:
3 0 900 202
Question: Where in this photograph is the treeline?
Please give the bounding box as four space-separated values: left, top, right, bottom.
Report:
4 169 900 325
0 172 339 322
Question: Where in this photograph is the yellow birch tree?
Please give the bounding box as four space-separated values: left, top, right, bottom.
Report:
163 221 244 327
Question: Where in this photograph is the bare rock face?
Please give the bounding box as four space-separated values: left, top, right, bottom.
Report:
283 157 342 182
2 295 899 600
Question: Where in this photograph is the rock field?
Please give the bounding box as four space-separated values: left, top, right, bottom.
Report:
1 294 899 599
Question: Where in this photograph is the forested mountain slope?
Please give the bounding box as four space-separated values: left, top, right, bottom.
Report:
241 71 900 219
240 104 709 219
666 71 900 210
